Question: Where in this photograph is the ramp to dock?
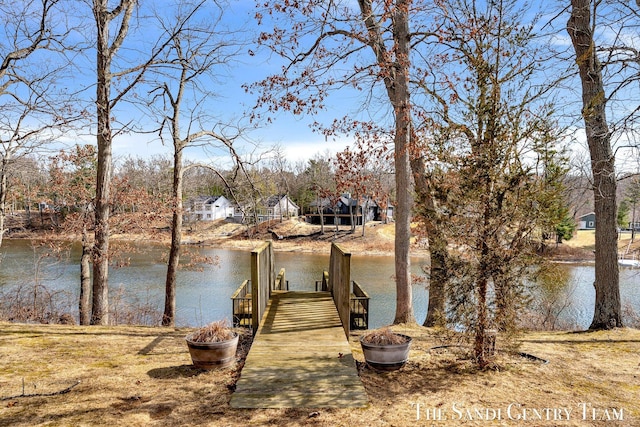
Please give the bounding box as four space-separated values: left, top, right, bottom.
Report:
230 291 368 408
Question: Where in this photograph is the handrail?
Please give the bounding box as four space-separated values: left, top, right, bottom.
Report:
230 241 280 333
231 279 252 328
319 269 370 330
251 241 273 333
231 242 371 333
352 280 370 299
329 243 351 336
350 280 369 330
231 279 250 299
316 271 329 291
274 268 288 291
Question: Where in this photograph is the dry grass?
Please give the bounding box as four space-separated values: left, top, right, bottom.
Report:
1 322 639 426
544 229 640 262
361 327 409 345
185 320 235 343
563 230 597 251
563 229 640 253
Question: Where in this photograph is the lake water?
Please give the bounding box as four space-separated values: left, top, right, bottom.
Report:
1 239 639 328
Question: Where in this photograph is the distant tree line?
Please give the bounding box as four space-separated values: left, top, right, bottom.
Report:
4 148 394 227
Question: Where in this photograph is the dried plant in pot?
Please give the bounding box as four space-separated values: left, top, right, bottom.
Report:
360 327 412 371
185 320 239 370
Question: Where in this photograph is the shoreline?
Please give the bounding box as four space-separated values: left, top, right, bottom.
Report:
4 218 595 262
4 232 592 263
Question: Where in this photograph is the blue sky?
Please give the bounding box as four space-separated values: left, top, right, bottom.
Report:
4 0 640 173
48 0 359 167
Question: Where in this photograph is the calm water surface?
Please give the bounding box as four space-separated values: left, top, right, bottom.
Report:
1 239 639 328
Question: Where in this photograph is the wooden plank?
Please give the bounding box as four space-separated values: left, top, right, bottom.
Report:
230 291 368 409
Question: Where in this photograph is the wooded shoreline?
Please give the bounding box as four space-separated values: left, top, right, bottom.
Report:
4 216 600 261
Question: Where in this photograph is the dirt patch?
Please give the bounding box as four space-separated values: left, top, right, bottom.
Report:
174 219 403 256
1 323 638 426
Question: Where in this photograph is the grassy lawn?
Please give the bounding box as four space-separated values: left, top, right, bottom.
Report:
564 230 596 251
1 322 638 426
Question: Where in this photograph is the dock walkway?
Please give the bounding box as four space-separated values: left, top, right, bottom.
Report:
230 291 368 408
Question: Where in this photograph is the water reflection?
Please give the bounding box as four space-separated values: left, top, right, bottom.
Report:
1 239 639 328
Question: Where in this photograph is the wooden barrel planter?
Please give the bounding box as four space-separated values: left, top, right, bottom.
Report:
360 333 412 371
186 333 239 370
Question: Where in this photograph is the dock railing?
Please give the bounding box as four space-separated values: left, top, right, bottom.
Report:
319 267 370 331
315 271 329 292
274 267 288 291
231 241 369 333
350 280 369 330
329 243 351 336
230 241 276 332
231 279 252 328
251 241 274 332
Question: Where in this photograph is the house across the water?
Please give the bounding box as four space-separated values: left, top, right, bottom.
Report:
186 195 235 221
578 212 596 230
307 194 393 226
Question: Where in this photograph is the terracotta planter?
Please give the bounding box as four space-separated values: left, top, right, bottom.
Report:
186 333 239 370
360 334 412 371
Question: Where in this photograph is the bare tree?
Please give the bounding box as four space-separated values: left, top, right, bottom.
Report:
47 145 96 325
0 0 77 247
251 0 421 323
567 0 622 329
302 155 336 234
90 0 137 325
145 0 248 326
334 147 386 236
6 157 47 226
90 0 188 324
116 155 173 200
269 146 294 221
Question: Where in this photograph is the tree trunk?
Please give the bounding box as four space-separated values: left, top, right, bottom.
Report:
25 201 31 227
358 0 415 323
391 1 415 324
318 194 325 234
567 0 622 329
91 2 113 325
0 159 7 249
79 221 92 326
361 199 368 237
424 243 448 327
411 157 448 327
350 200 355 233
474 275 488 366
163 148 183 327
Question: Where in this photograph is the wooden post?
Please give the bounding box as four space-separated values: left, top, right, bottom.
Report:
251 241 273 332
329 243 351 337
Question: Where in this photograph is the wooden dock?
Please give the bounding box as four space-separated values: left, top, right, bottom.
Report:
230 291 368 408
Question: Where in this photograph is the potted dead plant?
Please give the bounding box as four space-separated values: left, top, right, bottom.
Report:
360 327 412 371
185 320 239 370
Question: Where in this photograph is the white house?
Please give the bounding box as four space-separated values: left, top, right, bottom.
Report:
187 195 235 221
257 194 299 222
